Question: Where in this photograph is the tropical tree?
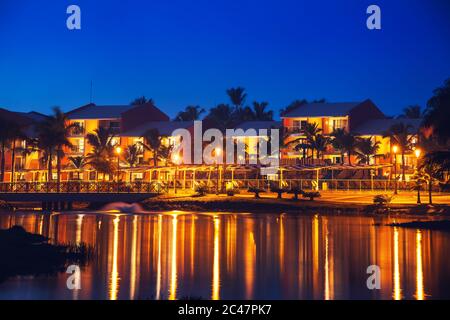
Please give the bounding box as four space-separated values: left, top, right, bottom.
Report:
311 134 330 160
355 137 381 164
174 105 205 121
399 105 422 119
330 129 358 165
226 87 247 111
411 170 427 204
0 119 23 182
68 156 86 180
1 121 24 183
383 123 415 180
233 105 255 122
130 96 155 106
304 123 322 162
17 137 39 178
123 144 142 181
250 101 273 121
140 128 166 166
418 152 448 204
36 107 77 188
423 78 450 145
86 127 115 180
205 104 235 131
287 122 321 163
159 144 173 167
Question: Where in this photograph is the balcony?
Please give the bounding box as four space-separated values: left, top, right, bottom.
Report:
70 145 85 154
285 126 305 135
70 126 85 137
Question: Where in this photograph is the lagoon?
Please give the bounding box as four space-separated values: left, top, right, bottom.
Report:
0 211 449 300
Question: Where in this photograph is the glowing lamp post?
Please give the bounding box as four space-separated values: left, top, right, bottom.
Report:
393 145 398 195
215 147 222 195
415 148 422 204
115 146 122 193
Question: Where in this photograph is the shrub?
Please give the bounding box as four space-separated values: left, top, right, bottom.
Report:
301 190 321 201
248 186 264 199
225 181 239 196
288 186 302 200
373 194 392 206
194 183 208 196
270 185 287 199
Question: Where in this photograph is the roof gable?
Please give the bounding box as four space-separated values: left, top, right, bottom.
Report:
282 102 361 118
67 103 135 120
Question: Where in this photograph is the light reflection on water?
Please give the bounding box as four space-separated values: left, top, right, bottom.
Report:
0 211 450 300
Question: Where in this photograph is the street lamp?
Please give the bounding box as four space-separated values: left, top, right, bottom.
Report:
393 145 398 195
215 147 222 195
115 146 122 193
415 148 422 204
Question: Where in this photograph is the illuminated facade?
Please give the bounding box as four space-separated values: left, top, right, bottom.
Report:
0 100 422 182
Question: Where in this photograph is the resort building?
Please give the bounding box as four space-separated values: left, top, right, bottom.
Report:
281 99 421 178
0 98 423 184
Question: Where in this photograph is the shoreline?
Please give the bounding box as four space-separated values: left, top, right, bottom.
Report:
141 195 450 216
3 193 449 216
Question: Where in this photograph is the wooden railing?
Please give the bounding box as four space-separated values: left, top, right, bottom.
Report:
0 181 168 194
164 178 428 192
0 179 441 193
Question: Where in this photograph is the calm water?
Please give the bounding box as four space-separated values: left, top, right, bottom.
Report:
1 211 450 300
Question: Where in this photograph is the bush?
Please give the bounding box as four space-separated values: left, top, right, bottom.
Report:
373 194 392 206
248 187 264 199
270 185 287 199
226 181 239 196
288 186 302 200
194 183 208 196
300 190 321 201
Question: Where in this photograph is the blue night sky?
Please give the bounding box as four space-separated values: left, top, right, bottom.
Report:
0 0 449 119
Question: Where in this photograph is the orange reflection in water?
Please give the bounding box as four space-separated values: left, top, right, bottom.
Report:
109 215 120 300
212 216 220 300
415 230 424 300
393 227 402 300
169 215 178 300
1 212 446 300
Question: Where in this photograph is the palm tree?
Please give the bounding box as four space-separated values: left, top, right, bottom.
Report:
159 144 173 167
226 87 247 111
287 123 321 163
312 134 330 160
4 121 24 183
174 105 205 121
205 104 235 131
124 144 142 181
419 153 446 204
140 128 166 166
383 123 415 180
251 101 273 121
399 105 422 119
423 78 450 145
304 123 322 162
0 119 23 182
330 129 358 165
36 107 77 187
86 127 115 180
331 128 347 163
355 137 381 164
17 137 39 179
130 96 155 106
68 156 86 180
